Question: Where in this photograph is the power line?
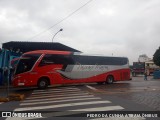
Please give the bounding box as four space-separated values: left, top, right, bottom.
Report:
26 0 94 41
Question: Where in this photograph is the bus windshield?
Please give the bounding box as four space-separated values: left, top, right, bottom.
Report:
15 54 41 75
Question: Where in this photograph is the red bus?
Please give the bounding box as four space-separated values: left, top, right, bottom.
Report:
12 50 131 89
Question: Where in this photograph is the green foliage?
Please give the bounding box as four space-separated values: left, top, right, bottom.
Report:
153 47 160 66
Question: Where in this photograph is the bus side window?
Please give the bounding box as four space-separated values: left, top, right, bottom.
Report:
39 54 73 67
39 54 55 66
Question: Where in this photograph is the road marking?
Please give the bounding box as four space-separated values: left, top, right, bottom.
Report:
15 101 110 111
39 106 124 117
0 102 3 104
32 89 82 94
23 95 95 103
11 87 127 119
71 105 124 111
33 87 80 92
26 92 91 99
21 97 102 106
31 90 85 96
86 85 98 91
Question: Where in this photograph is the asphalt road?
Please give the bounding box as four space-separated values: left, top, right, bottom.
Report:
0 76 160 120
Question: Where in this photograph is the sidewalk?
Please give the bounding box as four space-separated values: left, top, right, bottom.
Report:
132 76 160 81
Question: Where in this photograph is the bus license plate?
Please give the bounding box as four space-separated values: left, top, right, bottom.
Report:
18 83 24 86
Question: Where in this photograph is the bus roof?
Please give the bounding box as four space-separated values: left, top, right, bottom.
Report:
23 50 128 59
23 50 72 55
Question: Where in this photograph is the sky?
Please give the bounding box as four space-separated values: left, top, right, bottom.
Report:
0 0 160 64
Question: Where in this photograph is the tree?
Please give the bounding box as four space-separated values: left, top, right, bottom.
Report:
153 47 160 66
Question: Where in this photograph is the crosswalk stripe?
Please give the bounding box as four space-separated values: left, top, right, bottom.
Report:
23 95 95 103
70 105 124 111
21 97 102 106
26 92 90 100
15 101 111 111
33 87 80 92
32 89 81 94
31 90 85 96
86 85 98 91
39 106 124 118
9 87 127 119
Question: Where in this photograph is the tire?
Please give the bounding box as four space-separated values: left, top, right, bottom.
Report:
37 78 49 89
106 75 114 84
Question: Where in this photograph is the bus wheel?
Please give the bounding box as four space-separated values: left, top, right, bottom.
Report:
38 78 49 89
106 75 114 84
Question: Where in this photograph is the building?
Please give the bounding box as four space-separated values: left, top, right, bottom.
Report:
132 54 159 76
138 54 152 62
145 60 160 75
